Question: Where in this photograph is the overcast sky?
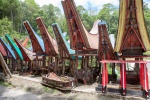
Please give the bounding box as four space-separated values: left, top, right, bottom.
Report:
21 0 150 12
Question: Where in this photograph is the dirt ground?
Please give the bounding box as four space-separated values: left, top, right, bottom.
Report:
0 75 145 100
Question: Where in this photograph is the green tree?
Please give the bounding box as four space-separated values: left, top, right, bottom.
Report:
143 2 150 37
77 5 96 31
0 17 21 39
0 0 20 31
97 3 118 34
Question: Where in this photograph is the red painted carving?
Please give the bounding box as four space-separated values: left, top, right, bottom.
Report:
98 22 117 61
120 0 145 56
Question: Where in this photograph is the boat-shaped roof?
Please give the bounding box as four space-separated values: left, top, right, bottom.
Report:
23 21 45 53
0 43 7 56
52 23 82 60
115 0 150 52
36 17 58 56
62 0 99 50
14 39 37 61
0 38 16 59
98 21 117 61
5 34 23 60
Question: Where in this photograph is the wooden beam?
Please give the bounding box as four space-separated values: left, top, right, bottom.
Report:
0 52 12 77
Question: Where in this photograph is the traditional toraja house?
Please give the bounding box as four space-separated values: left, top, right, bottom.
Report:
23 21 45 53
23 21 45 74
97 21 117 85
62 0 100 83
5 34 23 60
100 0 150 98
14 38 43 74
0 38 16 70
14 39 36 61
36 17 59 73
52 23 82 76
62 0 99 50
4 34 24 73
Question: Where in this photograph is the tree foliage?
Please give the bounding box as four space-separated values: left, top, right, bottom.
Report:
0 0 149 41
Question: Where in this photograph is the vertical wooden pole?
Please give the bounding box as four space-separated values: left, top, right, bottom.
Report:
112 63 116 82
42 56 46 74
10 57 12 69
42 56 46 68
85 56 88 70
87 56 89 68
62 59 65 75
36 55 38 74
135 58 139 74
91 56 93 67
48 56 50 67
0 52 12 77
71 60 75 76
140 63 149 98
75 50 78 70
81 56 84 69
120 62 126 96
102 62 108 93
18 59 22 73
54 57 58 74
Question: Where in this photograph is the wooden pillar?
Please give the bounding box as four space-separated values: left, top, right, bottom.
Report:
91 56 93 67
42 56 46 74
140 63 149 98
135 58 139 74
102 62 108 93
25 61 28 71
87 56 89 68
62 59 65 75
18 59 22 72
0 52 12 77
54 57 58 73
9 57 12 69
71 60 75 76
36 55 39 74
112 63 116 76
81 56 84 69
120 62 126 96
42 56 46 68
84 56 88 70
13 58 16 70
75 50 78 70
48 56 51 67
96 56 98 67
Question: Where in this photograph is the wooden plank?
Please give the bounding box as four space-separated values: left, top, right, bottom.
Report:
0 52 12 77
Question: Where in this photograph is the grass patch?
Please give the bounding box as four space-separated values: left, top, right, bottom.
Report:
42 86 52 92
42 86 57 94
0 81 12 87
